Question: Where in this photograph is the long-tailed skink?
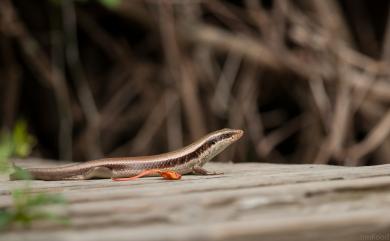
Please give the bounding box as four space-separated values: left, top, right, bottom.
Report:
10 128 243 181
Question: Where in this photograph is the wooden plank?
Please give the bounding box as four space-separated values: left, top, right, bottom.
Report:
1 159 390 241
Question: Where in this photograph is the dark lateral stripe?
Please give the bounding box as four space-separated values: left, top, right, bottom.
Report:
159 133 232 169
112 133 232 170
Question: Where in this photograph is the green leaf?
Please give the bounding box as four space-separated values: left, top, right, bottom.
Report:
4 189 70 229
12 120 35 158
0 159 11 174
0 119 36 175
10 166 32 180
0 210 13 230
0 132 13 158
0 132 13 173
12 188 28 209
0 120 68 229
99 0 121 9
26 193 67 207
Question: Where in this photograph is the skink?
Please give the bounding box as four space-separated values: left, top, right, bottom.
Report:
10 128 243 181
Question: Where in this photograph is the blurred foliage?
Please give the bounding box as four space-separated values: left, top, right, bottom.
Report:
0 188 69 230
10 165 32 180
98 0 121 9
0 120 35 173
0 121 69 231
1 0 389 167
0 133 13 173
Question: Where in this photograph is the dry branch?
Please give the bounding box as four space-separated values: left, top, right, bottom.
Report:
0 0 389 166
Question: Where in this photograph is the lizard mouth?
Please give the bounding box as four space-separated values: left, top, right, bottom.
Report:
232 129 244 140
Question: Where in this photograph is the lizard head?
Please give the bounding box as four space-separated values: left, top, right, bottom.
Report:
199 128 244 163
211 128 244 143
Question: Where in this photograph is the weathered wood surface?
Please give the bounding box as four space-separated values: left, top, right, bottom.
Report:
2 158 390 241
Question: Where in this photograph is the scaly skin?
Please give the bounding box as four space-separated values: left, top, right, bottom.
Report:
10 129 244 181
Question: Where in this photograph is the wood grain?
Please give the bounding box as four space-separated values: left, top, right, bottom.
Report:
1 158 390 241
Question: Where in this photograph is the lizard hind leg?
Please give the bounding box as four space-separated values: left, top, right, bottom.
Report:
82 166 114 179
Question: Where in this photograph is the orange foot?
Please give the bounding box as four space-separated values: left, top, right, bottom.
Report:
112 169 182 181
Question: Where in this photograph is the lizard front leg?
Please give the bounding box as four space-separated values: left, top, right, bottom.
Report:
191 166 224 175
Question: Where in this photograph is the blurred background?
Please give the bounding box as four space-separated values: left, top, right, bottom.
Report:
0 0 389 166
